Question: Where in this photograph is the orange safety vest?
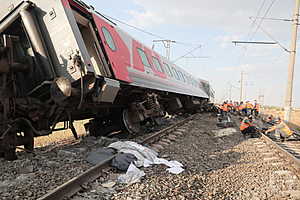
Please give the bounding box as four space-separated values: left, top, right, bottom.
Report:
246 103 253 109
239 104 245 111
222 104 229 112
240 120 251 131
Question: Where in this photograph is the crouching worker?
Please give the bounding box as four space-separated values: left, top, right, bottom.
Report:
240 115 259 137
265 118 293 142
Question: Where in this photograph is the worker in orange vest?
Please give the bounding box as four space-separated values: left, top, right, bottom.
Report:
253 100 260 116
240 115 257 136
245 101 253 115
239 101 246 116
228 101 234 113
221 101 229 111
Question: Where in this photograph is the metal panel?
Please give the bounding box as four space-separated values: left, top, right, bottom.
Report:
92 12 132 83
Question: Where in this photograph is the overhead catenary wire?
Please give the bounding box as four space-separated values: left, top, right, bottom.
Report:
246 0 268 40
249 16 292 22
249 0 278 41
100 13 198 47
249 17 290 52
172 45 202 63
238 0 278 61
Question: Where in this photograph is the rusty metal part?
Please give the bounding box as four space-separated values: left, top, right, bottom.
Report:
261 134 300 172
38 114 195 200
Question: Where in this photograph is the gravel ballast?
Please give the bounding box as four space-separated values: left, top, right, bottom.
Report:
110 113 300 200
2 113 300 200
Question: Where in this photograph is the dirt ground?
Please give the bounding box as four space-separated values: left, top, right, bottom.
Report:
34 120 88 148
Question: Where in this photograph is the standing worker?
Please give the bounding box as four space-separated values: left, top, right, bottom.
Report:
253 100 260 117
245 101 254 116
239 101 246 116
265 118 294 142
221 101 229 117
228 101 234 113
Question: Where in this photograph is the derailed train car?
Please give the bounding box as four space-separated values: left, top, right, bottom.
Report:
0 0 213 160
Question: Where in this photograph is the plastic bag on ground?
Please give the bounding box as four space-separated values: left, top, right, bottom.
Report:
117 163 145 185
109 141 185 175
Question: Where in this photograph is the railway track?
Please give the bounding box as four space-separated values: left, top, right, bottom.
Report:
37 114 195 200
261 134 300 173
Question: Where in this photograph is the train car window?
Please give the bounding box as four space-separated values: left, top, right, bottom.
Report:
178 71 186 82
163 63 173 77
171 67 180 80
137 48 151 68
101 27 116 51
152 57 164 73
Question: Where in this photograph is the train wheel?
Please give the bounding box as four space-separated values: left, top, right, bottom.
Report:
122 109 141 134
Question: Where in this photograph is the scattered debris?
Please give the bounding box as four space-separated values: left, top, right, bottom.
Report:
111 153 137 171
101 181 116 188
117 163 145 185
86 148 115 165
212 128 237 137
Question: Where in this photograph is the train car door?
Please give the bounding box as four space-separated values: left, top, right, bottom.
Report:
91 13 131 83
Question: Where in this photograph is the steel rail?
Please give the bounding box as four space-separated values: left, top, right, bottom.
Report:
140 114 195 144
37 155 116 200
260 134 300 172
38 114 195 200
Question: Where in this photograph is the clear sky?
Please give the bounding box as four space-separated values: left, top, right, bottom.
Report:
84 0 300 107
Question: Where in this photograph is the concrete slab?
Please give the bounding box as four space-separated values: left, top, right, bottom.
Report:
257 145 266 148
273 170 293 176
158 141 170 146
161 138 171 144
168 135 177 141
173 131 184 136
264 157 279 162
270 162 284 166
262 152 275 157
151 144 164 150
254 142 265 145
176 128 187 132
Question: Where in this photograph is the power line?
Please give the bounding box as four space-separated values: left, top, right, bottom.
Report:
249 16 292 22
100 13 198 47
246 0 268 40
235 0 278 66
250 0 278 41
100 13 166 39
236 0 268 64
249 17 290 52
172 45 202 63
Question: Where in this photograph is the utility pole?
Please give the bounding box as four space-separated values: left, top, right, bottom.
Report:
284 0 300 121
153 40 176 60
240 71 244 102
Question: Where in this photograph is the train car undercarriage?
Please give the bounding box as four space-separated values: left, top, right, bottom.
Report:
0 1 211 161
